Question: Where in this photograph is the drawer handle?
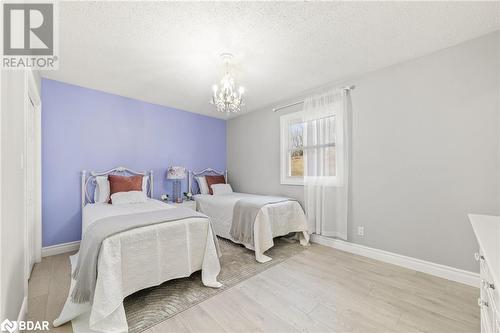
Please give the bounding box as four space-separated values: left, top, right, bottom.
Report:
478 298 489 308
474 252 485 262
482 279 495 290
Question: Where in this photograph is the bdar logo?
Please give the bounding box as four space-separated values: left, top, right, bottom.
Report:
0 319 17 333
0 319 49 332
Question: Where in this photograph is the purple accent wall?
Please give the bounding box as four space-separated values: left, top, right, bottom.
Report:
42 79 226 247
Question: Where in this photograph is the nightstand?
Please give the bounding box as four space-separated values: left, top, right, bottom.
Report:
168 200 197 211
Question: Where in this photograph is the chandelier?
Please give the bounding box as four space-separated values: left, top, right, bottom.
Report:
211 53 245 113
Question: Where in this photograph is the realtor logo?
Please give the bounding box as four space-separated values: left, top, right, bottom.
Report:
1 1 58 69
0 319 17 333
3 3 53 55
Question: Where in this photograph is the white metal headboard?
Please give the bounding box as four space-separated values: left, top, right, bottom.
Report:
81 166 154 208
191 168 228 194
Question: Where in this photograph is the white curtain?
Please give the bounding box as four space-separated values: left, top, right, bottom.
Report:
303 89 350 239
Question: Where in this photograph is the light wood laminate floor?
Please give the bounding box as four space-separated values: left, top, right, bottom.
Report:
28 244 479 333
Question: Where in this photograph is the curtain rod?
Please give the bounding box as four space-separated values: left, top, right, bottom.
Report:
272 85 355 112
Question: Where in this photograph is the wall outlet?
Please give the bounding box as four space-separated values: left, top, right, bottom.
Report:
357 226 364 236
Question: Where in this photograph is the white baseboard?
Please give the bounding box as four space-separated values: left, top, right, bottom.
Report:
41 240 80 257
310 234 479 287
15 296 27 333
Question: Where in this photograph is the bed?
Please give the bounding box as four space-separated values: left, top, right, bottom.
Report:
54 167 221 333
192 168 309 263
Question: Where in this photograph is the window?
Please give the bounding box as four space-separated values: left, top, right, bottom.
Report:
280 111 337 185
280 111 305 185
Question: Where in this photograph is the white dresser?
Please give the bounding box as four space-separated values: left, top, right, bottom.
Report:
470 214 500 333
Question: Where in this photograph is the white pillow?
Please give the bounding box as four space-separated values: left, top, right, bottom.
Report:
94 176 110 203
111 191 148 205
211 183 233 195
195 176 210 194
142 176 148 194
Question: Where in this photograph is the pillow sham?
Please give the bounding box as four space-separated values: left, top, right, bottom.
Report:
94 176 110 203
211 183 233 195
110 191 148 205
205 175 226 195
108 175 143 202
195 176 210 195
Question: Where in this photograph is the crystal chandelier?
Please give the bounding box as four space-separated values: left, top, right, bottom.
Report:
211 53 245 113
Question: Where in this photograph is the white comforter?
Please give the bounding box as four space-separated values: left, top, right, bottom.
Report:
195 193 309 263
54 199 221 333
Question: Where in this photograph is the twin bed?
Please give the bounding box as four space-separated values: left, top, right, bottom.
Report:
192 168 309 263
55 167 221 332
54 166 308 332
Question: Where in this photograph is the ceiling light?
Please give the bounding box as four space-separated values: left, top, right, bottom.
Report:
210 53 245 113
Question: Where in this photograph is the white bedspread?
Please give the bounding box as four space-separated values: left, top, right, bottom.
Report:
194 193 309 262
54 199 221 333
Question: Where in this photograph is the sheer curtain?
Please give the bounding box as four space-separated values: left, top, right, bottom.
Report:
303 89 350 239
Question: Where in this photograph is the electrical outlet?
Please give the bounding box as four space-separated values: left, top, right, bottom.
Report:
357 226 364 236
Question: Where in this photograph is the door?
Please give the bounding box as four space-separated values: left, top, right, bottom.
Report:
26 94 36 278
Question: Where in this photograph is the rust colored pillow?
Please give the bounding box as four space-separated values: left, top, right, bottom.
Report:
108 175 143 203
205 175 226 195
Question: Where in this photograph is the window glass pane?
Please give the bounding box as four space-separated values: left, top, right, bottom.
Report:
281 110 338 184
304 115 335 149
304 146 336 177
327 146 336 177
321 115 335 146
289 149 304 177
289 121 304 150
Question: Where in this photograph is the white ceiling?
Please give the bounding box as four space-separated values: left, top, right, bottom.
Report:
42 1 500 119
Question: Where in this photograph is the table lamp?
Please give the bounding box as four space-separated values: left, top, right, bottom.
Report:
167 166 186 203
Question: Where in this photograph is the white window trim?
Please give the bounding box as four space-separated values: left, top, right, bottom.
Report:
280 111 304 186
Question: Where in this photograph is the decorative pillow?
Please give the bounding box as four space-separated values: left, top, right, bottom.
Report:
94 176 110 203
195 176 210 195
211 183 233 195
142 176 148 194
110 191 148 205
205 175 226 195
108 175 143 203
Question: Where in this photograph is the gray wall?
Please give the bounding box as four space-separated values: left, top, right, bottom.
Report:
227 31 500 272
1 71 28 320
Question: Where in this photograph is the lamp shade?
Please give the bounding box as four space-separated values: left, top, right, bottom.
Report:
167 166 187 180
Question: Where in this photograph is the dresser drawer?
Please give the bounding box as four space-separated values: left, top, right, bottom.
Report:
480 287 496 333
479 251 499 310
478 249 500 333
470 215 500 333
481 310 492 333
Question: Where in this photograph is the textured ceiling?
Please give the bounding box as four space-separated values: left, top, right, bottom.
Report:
42 1 500 119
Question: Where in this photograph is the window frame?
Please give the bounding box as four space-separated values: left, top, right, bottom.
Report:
280 111 305 186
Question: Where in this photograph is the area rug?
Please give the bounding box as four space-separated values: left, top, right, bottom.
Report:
123 237 307 333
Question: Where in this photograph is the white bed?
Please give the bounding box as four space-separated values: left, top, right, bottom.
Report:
54 167 221 333
192 169 309 263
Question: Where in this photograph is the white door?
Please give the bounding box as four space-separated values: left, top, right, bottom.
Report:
26 94 36 278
